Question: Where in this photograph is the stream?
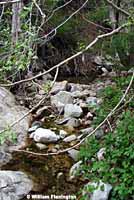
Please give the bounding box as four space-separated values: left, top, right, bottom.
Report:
1 74 115 200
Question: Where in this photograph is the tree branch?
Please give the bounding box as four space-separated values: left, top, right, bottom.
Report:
105 0 130 17
0 0 21 5
13 71 134 156
0 23 127 88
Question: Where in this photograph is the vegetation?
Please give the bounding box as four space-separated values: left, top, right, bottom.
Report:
79 76 134 199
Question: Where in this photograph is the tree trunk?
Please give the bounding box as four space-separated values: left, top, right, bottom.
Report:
11 1 23 45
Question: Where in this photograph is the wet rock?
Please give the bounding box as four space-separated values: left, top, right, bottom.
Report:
28 121 42 133
35 143 48 150
59 130 68 139
51 91 73 111
66 118 81 128
95 129 104 139
97 148 106 161
55 117 70 125
69 160 82 181
36 106 51 118
0 170 33 200
0 87 29 162
78 127 93 140
64 104 83 118
30 128 60 143
63 135 77 143
86 97 98 106
83 180 112 200
50 81 68 95
68 149 79 161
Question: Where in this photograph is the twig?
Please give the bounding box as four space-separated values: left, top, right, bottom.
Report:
0 4 5 22
105 0 130 17
33 0 46 18
0 66 59 135
13 71 134 156
0 0 21 5
40 0 89 43
45 0 73 23
106 118 113 132
0 23 127 88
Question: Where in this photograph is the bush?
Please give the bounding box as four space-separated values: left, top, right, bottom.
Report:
79 77 134 199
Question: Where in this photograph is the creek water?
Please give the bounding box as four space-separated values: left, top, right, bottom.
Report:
1 118 85 200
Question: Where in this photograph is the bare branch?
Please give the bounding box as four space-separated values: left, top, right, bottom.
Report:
0 23 127 88
0 0 21 5
33 0 46 18
40 0 89 42
13 71 134 156
105 0 130 17
45 0 73 23
0 66 59 135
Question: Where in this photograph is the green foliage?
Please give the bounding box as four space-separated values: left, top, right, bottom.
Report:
0 3 36 81
79 77 134 199
43 80 52 93
93 85 122 125
87 4 108 23
0 128 17 145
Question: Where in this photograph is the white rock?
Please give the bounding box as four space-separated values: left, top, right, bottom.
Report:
35 143 47 150
69 160 82 181
63 134 77 143
51 91 73 111
86 97 98 106
0 170 33 200
59 130 68 139
50 81 68 95
68 149 79 161
64 104 83 118
31 128 60 143
83 180 112 200
66 118 81 128
97 148 106 161
78 127 93 140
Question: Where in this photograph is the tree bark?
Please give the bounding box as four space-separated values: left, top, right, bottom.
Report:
11 1 23 45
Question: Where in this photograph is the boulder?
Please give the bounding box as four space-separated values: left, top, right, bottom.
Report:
51 91 73 111
83 180 112 200
0 170 33 200
0 87 30 165
30 128 60 143
50 81 68 95
64 104 83 118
